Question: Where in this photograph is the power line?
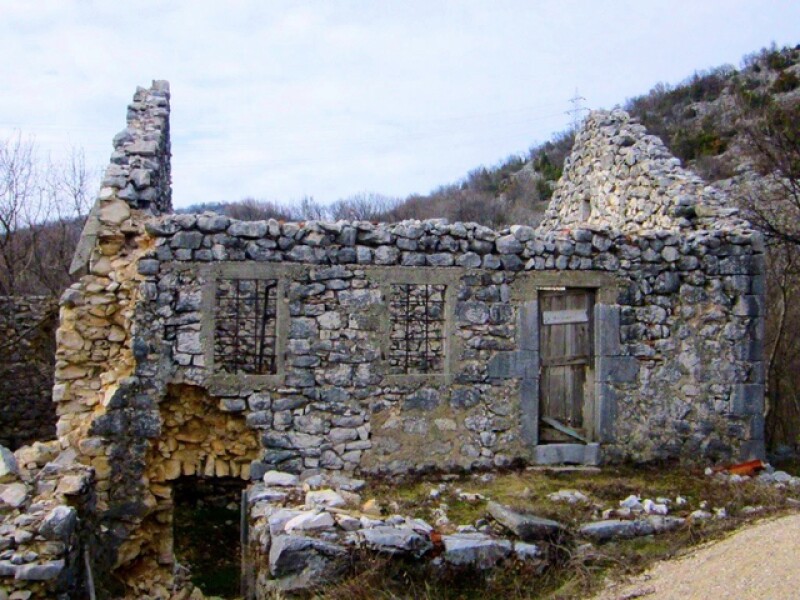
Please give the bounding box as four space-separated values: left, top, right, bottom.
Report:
565 88 589 131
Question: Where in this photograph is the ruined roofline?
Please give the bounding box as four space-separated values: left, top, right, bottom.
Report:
143 213 764 273
69 80 172 274
537 108 750 235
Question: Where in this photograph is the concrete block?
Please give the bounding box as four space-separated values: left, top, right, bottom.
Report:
519 301 539 352
519 378 538 446
594 304 621 356
730 384 763 417
739 439 766 461
595 384 617 443
533 443 599 465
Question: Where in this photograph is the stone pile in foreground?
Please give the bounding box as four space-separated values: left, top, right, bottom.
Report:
246 470 547 593
0 443 93 600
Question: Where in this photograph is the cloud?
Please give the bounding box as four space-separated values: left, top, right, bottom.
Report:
0 1 798 207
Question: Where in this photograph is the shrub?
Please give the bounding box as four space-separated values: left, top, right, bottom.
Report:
771 70 800 94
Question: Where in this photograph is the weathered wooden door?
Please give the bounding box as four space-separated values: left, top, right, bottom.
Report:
539 289 595 443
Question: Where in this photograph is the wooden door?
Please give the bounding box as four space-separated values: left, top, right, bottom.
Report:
539 289 594 443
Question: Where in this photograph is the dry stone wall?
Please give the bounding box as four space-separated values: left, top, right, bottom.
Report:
538 110 746 233
22 83 765 599
0 297 58 450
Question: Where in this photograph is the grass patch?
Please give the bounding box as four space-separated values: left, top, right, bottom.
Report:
321 462 799 599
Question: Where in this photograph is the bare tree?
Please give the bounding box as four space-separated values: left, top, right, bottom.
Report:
224 197 294 222
328 192 400 222
735 94 800 245
0 133 93 296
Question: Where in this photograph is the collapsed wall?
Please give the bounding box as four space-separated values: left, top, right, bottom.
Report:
0 297 58 449
16 83 764 599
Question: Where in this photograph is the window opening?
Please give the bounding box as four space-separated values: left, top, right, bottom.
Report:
214 278 278 375
388 283 446 374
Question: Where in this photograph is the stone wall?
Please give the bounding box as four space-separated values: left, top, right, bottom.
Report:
538 110 745 233
41 85 766 598
0 297 58 450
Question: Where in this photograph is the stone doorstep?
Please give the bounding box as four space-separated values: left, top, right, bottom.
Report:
533 443 601 466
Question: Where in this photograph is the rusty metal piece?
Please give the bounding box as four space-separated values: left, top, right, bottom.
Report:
714 459 766 476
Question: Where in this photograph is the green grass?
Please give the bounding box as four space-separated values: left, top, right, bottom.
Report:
317 463 796 599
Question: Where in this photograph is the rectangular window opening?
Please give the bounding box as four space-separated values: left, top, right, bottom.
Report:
214 278 278 375
388 283 446 375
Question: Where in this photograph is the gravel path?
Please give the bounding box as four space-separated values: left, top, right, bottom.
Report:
593 513 800 600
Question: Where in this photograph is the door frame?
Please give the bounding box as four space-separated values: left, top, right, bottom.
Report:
511 272 623 465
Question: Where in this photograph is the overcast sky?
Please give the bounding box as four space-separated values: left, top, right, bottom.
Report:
1 1 799 210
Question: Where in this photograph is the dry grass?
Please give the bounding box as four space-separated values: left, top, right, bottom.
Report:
310 462 799 600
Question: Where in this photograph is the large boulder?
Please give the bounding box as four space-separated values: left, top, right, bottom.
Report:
442 533 512 569
487 501 566 541
268 535 348 593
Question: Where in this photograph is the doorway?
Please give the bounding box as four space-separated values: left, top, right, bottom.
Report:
173 477 246 598
538 288 595 444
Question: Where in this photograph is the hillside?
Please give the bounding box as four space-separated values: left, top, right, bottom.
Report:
201 43 799 231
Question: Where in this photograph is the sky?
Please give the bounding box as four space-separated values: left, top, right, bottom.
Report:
1 1 799 210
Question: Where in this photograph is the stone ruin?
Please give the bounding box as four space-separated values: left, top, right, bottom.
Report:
0 82 765 598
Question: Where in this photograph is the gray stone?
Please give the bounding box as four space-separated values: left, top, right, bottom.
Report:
0 483 27 508
263 471 300 487
486 501 566 542
496 235 523 255
442 533 512 568
229 220 268 238
268 535 347 591
38 506 77 541
14 559 64 581
0 447 18 483
358 526 432 557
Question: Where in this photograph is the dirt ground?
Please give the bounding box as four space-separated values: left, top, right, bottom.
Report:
593 513 800 600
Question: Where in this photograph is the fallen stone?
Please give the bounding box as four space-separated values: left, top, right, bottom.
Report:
334 514 361 532
442 533 512 568
306 489 347 509
268 509 304 536
14 559 64 581
0 447 19 483
647 515 685 533
578 519 654 542
263 471 300 487
0 484 28 509
772 471 793 483
487 501 566 541
643 499 669 515
547 489 589 504
285 511 336 533
619 494 643 511
689 510 713 521
358 526 432 557
513 541 541 560
38 506 77 541
268 534 347 592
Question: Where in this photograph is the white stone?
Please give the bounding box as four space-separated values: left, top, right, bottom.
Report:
334 514 361 532
263 471 300 487
268 509 303 536
284 511 335 533
99 199 131 226
0 483 28 508
619 494 643 511
0 447 18 483
547 489 589 504
689 510 712 521
643 499 668 515
513 541 541 560
306 489 346 509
